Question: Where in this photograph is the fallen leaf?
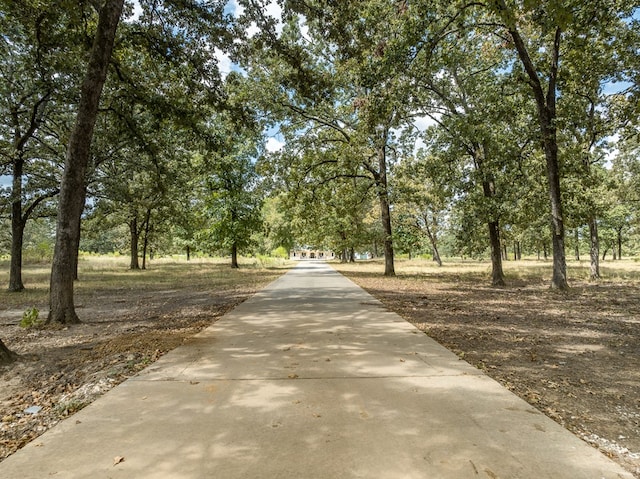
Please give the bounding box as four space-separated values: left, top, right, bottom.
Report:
113 456 125 466
288 374 299 379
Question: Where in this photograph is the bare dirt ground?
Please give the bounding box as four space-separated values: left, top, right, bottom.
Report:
334 259 640 478
0 258 286 462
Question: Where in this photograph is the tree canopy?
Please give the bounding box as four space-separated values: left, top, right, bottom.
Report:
1 0 640 316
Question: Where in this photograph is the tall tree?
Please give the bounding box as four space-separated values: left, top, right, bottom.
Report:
48 0 124 324
199 120 264 269
0 1 74 291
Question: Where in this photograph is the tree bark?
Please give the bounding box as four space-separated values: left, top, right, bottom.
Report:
186 245 191 261
423 215 442 267
589 217 600 280
8 90 50 292
375 144 395 276
497 2 568 289
9 153 25 292
488 221 505 285
0 338 17 365
129 216 140 270
231 242 239 268
617 227 623 260
48 0 124 324
73 190 85 281
475 143 505 286
141 208 151 270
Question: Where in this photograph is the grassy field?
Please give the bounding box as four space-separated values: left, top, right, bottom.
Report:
0 255 290 311
334 256 640 284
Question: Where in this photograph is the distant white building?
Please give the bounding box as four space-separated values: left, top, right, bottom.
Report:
290 248 334 260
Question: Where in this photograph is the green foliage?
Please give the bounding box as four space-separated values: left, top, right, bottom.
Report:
20 307 41 329
270 246 289 258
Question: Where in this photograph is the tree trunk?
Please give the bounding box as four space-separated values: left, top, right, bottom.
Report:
349 247 355 262
375 145 395 276
48 0 124 324
602 248 608 261
617 227 623 260
231 242 239 268
186 245 191 261
9 155 25 292
500 8 568 289
589 217 600 280
141 208 151 270
423 215 442 267
0 338 17 365
488 221 505 286
129 216 140 270
476 143 505 285
540 69 568 287
574 229 580 261
73 189 86 281
8 88 50 292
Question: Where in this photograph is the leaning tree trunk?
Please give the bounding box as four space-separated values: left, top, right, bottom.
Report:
48 0 125 324
0 339 17 365
423 215 442 267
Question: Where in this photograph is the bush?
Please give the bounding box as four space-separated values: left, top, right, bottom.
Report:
270 246 289 258
20 307 42 329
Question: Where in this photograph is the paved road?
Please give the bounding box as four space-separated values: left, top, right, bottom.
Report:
0 261 632 478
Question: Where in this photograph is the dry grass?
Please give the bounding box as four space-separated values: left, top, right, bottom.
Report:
0 255 289 310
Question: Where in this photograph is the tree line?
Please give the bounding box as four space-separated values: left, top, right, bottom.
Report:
1 1 640 361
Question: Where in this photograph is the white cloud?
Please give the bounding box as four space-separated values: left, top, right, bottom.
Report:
214 47 233 78
414 114 439 131
232 1 283 38
228 0 244 17
246 22 261 38
126 0 143 21
266 137 285 152
298 17 311 41
265 1 283 28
